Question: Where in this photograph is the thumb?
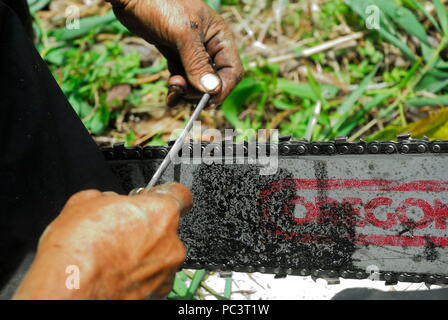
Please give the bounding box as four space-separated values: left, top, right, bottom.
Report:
140 182 193 215
177 33 222 94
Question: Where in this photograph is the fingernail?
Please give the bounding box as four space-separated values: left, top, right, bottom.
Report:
200 74 220 92
151 182 177 194
168 84 185 95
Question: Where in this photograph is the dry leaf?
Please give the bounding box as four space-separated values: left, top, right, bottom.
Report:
367 108 448 141
133 117 184 145
106 84 132 103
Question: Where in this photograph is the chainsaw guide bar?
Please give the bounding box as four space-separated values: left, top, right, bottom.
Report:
101 135 448 285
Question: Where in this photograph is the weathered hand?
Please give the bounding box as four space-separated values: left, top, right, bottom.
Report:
106 0 244 107
13 183 192 300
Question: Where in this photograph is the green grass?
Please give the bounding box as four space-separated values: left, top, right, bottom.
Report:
31 0 448 143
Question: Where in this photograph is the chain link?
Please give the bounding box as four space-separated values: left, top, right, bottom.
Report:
102 135 448 160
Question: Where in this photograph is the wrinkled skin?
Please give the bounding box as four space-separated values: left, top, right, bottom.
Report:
14 183 192 300
106 0 244 107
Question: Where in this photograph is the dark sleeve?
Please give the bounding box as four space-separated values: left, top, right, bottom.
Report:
0 1 124 298
1 0 33 38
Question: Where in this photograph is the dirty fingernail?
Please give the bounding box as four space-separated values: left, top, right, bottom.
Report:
200 73 220 92
169 84 185 95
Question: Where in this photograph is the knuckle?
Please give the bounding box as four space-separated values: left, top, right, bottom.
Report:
209 14 226 28
153 194 182 219
164 196 182 214
64 189 102 208
173 239 187 262
235 66 245 84
163 237 186 267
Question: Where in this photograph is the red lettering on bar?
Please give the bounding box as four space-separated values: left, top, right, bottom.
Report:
284 196 318 225
364 197 395 229
259 178 448 247
432 200 448 230
396 198 433 230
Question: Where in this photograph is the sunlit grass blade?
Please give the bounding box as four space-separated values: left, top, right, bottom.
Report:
433 0 448 34
406 95 448 107
277 79 338 101
306 66 324 102
133 60 167 75
168 271 190 299
404 0 442 32
205 0 221 13
346 0 418 62
50 11 116 41
337 93 392 138
28 0 50 14
222 77 264 129
332 63 380 134
224 278 232 299
186 270 207 300
417 74 448 92
374 0 431 47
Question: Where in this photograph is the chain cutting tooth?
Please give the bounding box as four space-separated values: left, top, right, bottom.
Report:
334 136 348 143
397 132 412 141
279 135 292 142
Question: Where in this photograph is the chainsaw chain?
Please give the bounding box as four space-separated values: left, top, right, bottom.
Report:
101 133 448 285
102 134 448 160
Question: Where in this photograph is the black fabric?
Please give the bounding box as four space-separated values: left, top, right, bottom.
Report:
0 1 123 297
1 0 32 38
